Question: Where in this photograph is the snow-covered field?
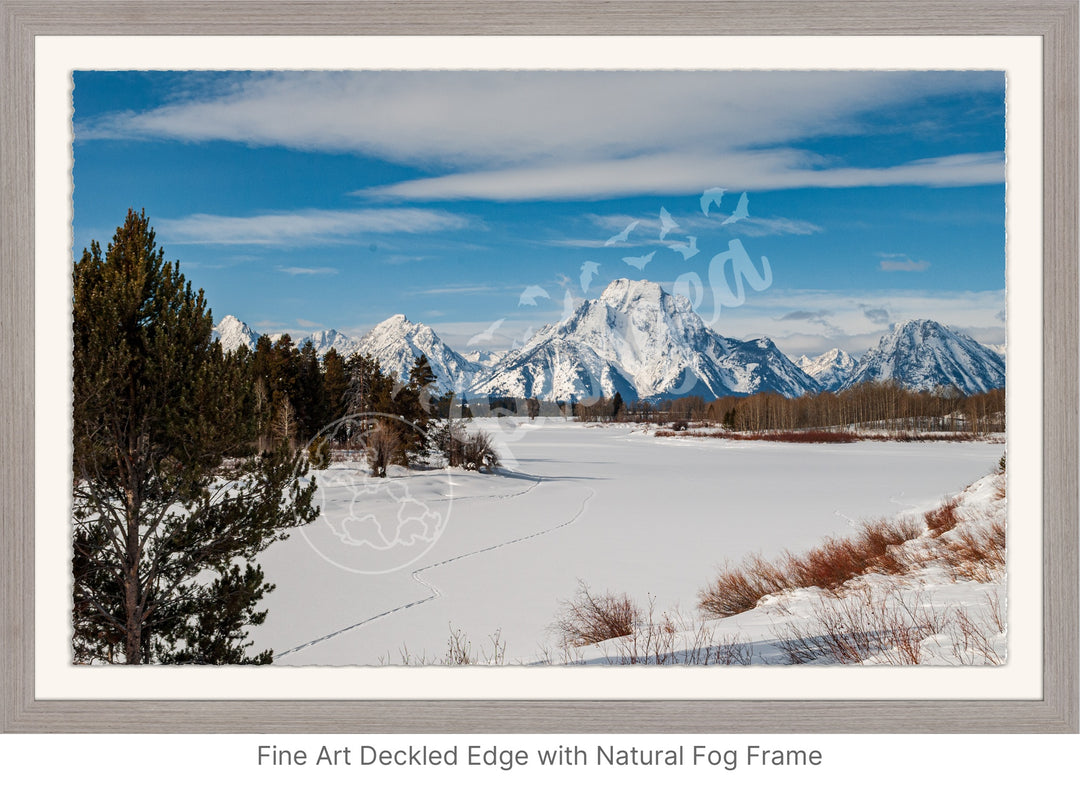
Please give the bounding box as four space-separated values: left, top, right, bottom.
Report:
253 418 1004 665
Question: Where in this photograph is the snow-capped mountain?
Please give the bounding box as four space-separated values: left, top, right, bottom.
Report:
473 279 819 401
301 328 364 359
795 348 858 392
462 349 508 367
212 315 260 353
356 314 482 394
841 319 1005 395
213 295 1005 403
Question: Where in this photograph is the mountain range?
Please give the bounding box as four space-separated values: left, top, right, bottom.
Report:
213 279 1005 400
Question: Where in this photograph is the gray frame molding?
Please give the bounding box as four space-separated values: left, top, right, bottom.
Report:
1 1 1076 733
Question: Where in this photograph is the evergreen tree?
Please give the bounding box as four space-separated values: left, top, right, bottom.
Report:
611 391 627 422
321 347 348 423
296 339 327 437
71 209 317 664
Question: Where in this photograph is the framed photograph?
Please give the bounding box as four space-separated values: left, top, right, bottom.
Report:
2 1 1076 733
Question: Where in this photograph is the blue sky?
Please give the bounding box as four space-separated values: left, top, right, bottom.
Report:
72 70 1006 356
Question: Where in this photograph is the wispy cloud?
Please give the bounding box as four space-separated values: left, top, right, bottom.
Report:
81 71 1004 202
777 309 832 323
80 71 1000 160
294 318 325 328
732 216 824 237
412 283 521 297
879 253 931 272
774 308 842 336
361 151 1003 202
548 210 823 249
278 266 338 276
861 305 891 324
710 287 1004 357
157 208 473 246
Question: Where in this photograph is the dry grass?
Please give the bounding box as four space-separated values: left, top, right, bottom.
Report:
924 498 961 536
992 474 1007 501
938 520 1006 583
696 555 788 618
390 625 507 666
699 517 921 618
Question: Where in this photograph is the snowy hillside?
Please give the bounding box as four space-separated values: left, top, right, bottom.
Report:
475 279 819 401
796 347 857 391
842 319 1005 394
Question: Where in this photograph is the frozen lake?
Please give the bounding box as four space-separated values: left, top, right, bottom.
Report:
253 418 1003 665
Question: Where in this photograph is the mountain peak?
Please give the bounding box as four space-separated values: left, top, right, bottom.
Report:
358 315 478 393
212 315 259 354
598 278 665 308
215 314 245 329
378 313 412 328
843 319 1004 394
477 278 817 401
796 347 856 391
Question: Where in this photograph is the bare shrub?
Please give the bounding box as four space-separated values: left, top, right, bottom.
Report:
611 596 673 664
553 581 639 648
587 599 758 666
786 518 922 591
712 632 756 665
698 555 789 617
938 520 1006 582
774 585 946 665
392 625 508 666
445 625 474 665
432 421 500 472
783 538 866 592
853 517 921 574
947 598 1006 665
365 420 400 477
924 498 961 536
984 588 1006 632
462 429 500 471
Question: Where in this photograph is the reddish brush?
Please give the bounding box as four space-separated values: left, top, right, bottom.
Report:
699 517 921 617
924 499 961 536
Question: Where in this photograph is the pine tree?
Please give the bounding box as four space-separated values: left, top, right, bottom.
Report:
296 339 326 437
71 209 317 664
611 392 624 422
321 347 348 423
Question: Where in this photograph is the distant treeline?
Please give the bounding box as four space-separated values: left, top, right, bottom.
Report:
574 383 1005 435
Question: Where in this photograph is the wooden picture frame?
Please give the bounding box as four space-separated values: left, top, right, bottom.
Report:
2 0 1076 733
